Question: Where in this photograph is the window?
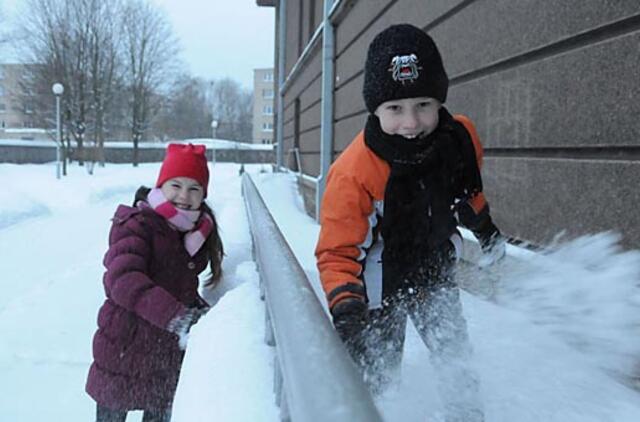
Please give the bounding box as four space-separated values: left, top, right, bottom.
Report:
0 103 5 113
23 103 34 114
262 122 273 132
262 89 274 99
263 72 273 82
263 105 273 115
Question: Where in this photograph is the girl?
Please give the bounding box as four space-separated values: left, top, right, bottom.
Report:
86 143 224 422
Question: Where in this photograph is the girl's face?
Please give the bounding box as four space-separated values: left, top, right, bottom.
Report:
161 177 205 210
374 97 441 139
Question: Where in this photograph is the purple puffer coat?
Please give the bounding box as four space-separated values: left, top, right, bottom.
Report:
86 204 209 411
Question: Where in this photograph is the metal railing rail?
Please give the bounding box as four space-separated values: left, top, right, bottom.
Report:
242 173 383 422
285 147 303 174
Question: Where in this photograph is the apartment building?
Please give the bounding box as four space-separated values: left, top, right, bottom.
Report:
252 68 275 144
0 63 48 140
259 0 640 249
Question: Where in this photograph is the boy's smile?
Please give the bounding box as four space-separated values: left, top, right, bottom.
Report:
374 96 441 139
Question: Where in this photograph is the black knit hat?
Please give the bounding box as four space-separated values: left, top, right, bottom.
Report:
363 24 449 113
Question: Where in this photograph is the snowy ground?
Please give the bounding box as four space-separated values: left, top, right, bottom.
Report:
1 161 640 421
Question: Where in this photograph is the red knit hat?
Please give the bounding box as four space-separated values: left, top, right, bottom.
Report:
156 143 210 197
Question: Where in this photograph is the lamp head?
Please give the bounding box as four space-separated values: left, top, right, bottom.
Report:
52 83 64 96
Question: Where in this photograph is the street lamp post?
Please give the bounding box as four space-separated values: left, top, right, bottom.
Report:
211 119 218 164
52 83 64 179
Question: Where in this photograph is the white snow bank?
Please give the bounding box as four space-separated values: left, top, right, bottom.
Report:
173 271 279 422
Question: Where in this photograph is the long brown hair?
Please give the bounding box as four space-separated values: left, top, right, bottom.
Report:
133 186 224 285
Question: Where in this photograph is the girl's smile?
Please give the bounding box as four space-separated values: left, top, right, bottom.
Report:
160 177 204 210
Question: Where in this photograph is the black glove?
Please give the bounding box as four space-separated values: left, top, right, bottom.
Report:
331 298 368 343
191 305 210 324
458 202 506 265
167 306 209 336
475 220 501 252
167 309 193 336
167 306 210 350
474 219 506 268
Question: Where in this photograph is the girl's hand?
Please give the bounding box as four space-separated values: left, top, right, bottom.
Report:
167 306 209 350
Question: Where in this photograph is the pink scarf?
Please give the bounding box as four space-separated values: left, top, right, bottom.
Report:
142 188 213 256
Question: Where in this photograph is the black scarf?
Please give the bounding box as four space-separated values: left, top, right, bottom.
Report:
364 107 482 290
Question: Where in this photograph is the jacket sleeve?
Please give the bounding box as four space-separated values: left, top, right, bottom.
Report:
315 167 371 310
102 212 186 329
454 114 490 225
454 115 503 241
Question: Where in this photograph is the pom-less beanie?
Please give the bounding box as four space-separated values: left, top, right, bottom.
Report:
363 24 449 113
156 143 210 197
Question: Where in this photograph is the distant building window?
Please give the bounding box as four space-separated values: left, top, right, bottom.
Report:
263 72 273 82
263 105 273 115
0 103 5 113
262 89 274 99
23 120 34 128
262 122 273 132
23 103 34 114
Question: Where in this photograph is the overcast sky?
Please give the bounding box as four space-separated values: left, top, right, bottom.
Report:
1 0 275 89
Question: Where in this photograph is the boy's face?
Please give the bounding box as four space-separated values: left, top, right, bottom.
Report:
374 97 441 139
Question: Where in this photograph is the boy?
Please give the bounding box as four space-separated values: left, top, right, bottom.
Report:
315 24 505 422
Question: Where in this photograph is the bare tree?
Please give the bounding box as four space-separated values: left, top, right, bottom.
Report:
236 87 253 142
152 74 211 140
17 0 180 169
121 0 179 166
0 6 8 45
17 0 123 172
18 0 79 174
209 78 253 142
86 0 123 168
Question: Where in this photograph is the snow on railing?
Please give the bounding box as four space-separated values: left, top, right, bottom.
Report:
241 173 382 422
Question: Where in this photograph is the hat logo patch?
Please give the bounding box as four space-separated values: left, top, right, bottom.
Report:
389 54 421 83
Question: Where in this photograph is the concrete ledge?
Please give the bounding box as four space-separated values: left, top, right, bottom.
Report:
0 144 275 164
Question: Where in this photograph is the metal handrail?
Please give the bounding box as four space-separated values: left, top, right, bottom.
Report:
241 173 382 422
285 147 302 174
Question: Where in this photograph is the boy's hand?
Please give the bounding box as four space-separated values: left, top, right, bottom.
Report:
331 298 368 342
477 229 506 268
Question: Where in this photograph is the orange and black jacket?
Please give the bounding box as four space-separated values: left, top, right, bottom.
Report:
315 115 488 311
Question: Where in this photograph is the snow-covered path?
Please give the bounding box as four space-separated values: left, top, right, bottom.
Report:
0 164 139 421
0 162 279 421
1 161 640 421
